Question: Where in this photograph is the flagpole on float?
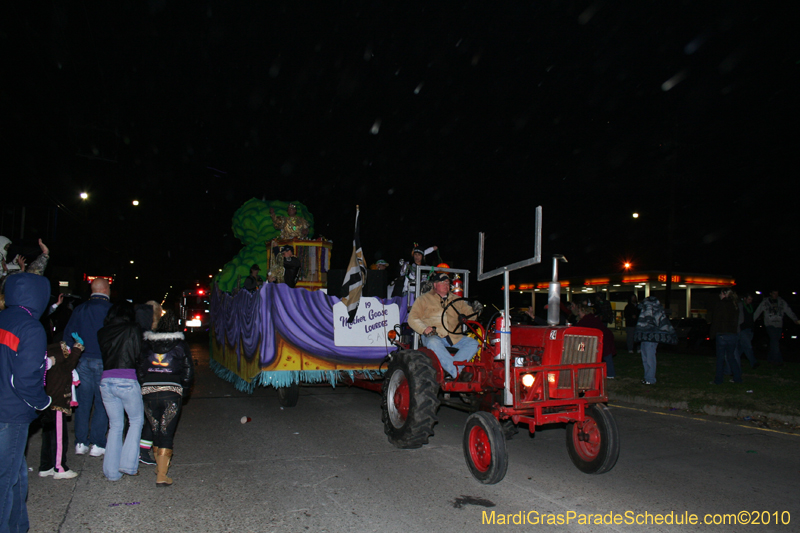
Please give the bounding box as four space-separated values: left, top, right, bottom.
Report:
342 205 366 323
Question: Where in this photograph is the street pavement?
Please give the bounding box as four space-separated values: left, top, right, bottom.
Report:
25 338 799 532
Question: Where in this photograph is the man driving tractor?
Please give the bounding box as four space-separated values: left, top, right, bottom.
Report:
407 272 479 380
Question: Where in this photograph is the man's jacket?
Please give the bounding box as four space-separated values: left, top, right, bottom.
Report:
408 290 474 344
0 273 52 423
63 294 112 359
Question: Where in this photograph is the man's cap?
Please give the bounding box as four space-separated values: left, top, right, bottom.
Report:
432 272 451 283
280 245 294 253
376 259 388 265
412 247 424 254
250 264 260 271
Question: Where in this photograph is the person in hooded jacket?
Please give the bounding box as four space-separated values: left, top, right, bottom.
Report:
0 273 53 532
138 310 194 487
633 296 678 385
97 301 144 481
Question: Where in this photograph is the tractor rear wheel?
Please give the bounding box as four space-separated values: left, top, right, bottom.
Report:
381 350 440 449
277 383 300 407
566 403 619 474
462 412 508 484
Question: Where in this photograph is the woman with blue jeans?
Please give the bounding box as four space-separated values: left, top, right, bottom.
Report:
97 302 144 481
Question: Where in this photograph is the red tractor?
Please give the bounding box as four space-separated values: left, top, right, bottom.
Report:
380 209 619 483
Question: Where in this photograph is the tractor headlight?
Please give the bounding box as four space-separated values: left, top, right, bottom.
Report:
521 373 535 388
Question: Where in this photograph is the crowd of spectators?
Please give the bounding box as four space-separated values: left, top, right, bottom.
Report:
0 236 194 532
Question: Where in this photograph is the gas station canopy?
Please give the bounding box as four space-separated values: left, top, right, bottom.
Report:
507 271 735 319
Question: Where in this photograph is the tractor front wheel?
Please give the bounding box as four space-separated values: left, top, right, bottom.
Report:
381 351 440 449
462 412 508 484
566 403 619 474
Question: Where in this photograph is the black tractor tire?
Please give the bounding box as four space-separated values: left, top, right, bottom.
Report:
462 411 509 484
381 350 440 449
277 382 300 407
566 403 620 474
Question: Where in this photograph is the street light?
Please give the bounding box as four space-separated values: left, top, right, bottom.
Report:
132 200 139 206
80 192 88 200
632 212 639 219
623 262 632 271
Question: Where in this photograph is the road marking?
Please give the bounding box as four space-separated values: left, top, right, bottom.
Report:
609 403 800 437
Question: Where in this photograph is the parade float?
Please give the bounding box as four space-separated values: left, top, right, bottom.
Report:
209 199 406 400
211 203 619 484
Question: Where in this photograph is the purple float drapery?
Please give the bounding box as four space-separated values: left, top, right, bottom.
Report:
211 283 407 366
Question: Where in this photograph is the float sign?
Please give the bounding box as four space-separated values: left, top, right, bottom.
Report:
333 297 400 347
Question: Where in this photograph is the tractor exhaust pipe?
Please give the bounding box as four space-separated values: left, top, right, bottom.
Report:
548 255 567 326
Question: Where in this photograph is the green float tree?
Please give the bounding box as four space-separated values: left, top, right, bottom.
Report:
214 198 314 292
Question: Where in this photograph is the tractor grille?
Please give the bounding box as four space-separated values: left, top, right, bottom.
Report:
558 334 599 389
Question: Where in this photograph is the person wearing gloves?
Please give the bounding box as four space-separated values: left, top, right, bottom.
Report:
138 310 194 487
0 273 53 532
398 244 438 298
97 301 145 481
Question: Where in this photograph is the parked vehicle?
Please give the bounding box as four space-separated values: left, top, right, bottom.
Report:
671 317 712 352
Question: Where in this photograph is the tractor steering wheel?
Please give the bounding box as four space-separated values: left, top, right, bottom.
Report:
440 297 480 336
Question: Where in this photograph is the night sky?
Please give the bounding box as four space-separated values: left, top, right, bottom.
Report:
4 1 797 305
